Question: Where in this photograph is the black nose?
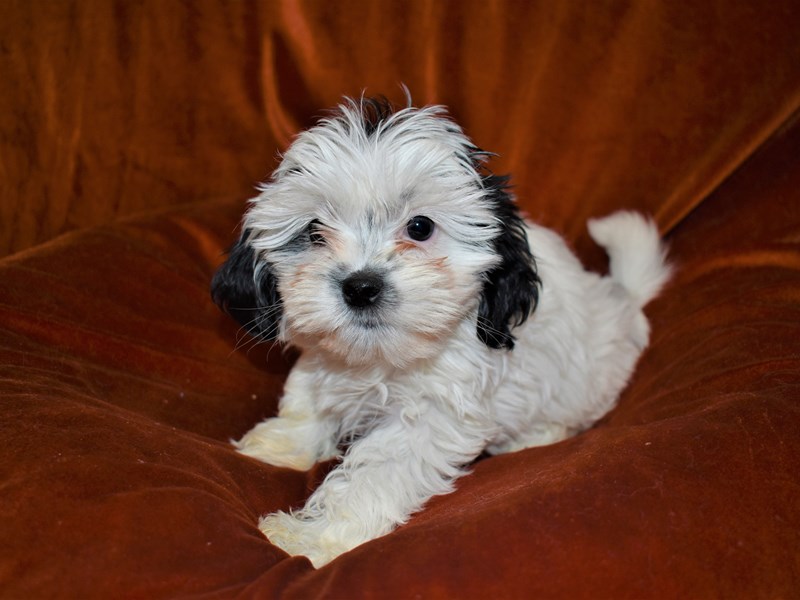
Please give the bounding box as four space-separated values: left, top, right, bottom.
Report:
342 271 384 308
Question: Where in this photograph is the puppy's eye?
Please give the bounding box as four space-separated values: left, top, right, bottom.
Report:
406 216 435 241
308 219 325 245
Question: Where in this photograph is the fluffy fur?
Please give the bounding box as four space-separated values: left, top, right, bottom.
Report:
211 96 671 567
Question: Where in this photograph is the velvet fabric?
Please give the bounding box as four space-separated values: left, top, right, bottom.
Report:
1 1 799 597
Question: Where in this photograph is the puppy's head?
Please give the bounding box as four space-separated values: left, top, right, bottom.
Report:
212 96 540 368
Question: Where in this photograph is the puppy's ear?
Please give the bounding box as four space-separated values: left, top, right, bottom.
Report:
211 229 282 340
477 176 541 350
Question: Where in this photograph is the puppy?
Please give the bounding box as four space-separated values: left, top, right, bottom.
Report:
212 96 671 567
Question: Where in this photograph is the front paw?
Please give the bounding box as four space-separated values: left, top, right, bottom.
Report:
233 417 322 471
259 510 351 568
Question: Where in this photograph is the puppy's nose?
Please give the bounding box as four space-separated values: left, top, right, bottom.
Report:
342 271 384 308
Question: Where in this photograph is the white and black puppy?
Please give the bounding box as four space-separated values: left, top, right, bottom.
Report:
212 96 671 567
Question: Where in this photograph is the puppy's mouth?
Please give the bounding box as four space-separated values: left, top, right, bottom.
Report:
349 312 386 330
314 310 399 367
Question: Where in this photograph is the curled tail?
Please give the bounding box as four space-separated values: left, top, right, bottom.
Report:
587 211 672 307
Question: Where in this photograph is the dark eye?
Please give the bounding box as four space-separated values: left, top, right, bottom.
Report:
308 219 325 245
406 216 435 241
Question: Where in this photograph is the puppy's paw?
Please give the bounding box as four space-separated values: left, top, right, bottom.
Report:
259 510 350 568
487 422 575 454
233 417 323 471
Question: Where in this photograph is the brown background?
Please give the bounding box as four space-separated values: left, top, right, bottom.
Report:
1 1 799 597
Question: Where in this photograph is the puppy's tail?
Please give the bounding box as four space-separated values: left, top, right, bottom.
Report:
587 211 672 308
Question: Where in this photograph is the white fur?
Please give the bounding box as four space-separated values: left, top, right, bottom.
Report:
229 98 671 567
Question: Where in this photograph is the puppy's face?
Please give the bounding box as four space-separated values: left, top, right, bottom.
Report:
212 98 539 368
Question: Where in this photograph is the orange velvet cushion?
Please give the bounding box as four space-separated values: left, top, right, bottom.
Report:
2 1 799 597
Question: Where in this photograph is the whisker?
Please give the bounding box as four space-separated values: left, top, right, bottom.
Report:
221 304 285 358
476 315 509 346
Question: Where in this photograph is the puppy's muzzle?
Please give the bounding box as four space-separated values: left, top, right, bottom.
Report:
342 270 384 308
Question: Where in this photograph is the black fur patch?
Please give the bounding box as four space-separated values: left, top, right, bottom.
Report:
210 229 282 340
477 175 541 350
360 96 396 137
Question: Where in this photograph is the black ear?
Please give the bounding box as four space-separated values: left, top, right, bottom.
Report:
477 176 541 350
210 229 282 340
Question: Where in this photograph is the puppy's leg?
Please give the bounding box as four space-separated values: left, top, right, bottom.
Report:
260 406 488 567
234 361 338 471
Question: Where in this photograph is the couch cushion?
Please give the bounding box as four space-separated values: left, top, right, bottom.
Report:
3 0 800 256
3 0 800 596
1 118 798 597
